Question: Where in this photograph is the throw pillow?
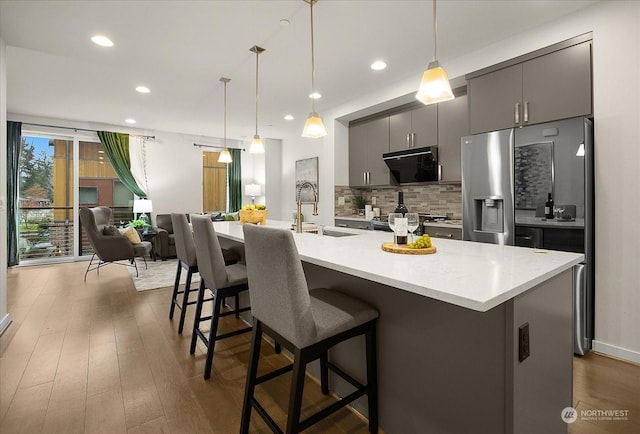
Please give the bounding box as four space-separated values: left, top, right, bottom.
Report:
103 225 119 236
121 226 142 244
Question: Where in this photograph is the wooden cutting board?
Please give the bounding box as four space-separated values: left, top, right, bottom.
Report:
381 242 437 255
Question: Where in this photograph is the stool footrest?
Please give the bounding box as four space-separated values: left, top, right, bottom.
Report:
251 398 283 434
255 364 294 386
215 326 252 341
299 388 366 432
326 361 366 391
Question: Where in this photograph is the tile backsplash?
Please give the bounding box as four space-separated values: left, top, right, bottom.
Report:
335 184 462 219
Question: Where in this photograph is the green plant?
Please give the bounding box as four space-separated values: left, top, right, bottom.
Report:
128 219 146 229
352 194 367 209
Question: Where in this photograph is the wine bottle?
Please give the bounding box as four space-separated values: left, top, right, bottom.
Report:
544 193 554 219
394 191 408 216
395 217 408 245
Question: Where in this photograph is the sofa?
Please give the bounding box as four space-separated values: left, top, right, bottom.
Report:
155 214 177 260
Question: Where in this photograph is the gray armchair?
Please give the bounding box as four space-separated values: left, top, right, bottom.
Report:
155 214 177 260
79 206 151 281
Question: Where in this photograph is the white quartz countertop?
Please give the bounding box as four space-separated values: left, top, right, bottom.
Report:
213 220 584 312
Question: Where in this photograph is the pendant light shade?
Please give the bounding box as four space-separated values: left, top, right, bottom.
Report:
302 0 327 138
416 0 454 106
249 45 265 153
218 77 233 164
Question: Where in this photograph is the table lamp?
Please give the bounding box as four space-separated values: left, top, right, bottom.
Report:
133 198 153 224
245 184 261 205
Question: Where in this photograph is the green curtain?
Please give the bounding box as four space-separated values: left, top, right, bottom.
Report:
227 148 242 212
7 121 22 266
96 131 146 197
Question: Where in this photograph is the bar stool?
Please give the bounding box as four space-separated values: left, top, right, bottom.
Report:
169 213 200 333
241 224 379 434
190 215 252 379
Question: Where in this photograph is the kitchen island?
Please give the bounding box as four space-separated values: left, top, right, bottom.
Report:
214 220 583 434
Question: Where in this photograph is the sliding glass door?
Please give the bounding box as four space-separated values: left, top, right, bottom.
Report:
18 133 134 263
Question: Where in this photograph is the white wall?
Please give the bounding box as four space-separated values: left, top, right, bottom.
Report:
279 1 640 362
0 37 9 334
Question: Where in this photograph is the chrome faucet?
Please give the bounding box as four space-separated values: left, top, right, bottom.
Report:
296 181 318 233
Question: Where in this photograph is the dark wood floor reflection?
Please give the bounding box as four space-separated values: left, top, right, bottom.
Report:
1 262 638 433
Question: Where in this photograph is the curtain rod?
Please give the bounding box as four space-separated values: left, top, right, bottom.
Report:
193 143 246 151
21 122 155 140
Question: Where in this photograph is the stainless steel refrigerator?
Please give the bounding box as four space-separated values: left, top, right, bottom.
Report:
462 117 594 355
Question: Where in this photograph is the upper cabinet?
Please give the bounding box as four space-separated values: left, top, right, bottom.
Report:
389 104 437 152
468 40 592 134
438 94 469 183
348 117 390 187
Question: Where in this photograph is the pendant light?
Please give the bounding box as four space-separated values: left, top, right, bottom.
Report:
218 77 233 164
415 0 454 105
301 0 327 138
249 45 266 154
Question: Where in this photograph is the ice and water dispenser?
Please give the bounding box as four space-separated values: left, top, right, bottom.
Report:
473 197 505 233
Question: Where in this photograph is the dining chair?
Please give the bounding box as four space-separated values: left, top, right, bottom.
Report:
241 224 379 433
190 215 252 379
169 213 200 333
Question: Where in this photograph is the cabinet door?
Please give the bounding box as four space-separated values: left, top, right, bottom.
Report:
412 104 438 148
389 111 412 152
349 122 368 187
523 42 592 125
468 63 522 134
438 94 469 183
366 117 391 186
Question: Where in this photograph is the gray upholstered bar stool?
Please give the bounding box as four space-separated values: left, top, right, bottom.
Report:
241 224 379 434
169 213 200 334
190 215 252 379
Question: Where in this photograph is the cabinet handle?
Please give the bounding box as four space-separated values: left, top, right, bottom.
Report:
438 164 442 181
337 224 348 227
524 101 529 123
363 172 367 185
406 133 411 148
515 103 520 125
435 233 454 238
412 133 416 148
367 171 370 185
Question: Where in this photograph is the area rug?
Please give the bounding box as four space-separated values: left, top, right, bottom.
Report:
128 258 200 292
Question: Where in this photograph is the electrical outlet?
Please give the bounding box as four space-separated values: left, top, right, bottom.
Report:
519 323 530 362
371 196 377 205
338 196 345 205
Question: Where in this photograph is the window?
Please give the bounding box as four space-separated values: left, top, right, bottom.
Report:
202 151 228 212
79 186 98 204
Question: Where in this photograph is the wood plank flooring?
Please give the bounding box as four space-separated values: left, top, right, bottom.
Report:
1 261 639 433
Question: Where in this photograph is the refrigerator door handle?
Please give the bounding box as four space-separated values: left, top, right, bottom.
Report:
514 103 520 125
574 263 587 355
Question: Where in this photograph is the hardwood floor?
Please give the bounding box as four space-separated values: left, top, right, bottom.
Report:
1 261 639 433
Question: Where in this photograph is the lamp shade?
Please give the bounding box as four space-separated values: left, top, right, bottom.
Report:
415 60 455 105
133 199 153 213
245 184 261 197
218 148 232 164
249 135 265 154
302 112 327 138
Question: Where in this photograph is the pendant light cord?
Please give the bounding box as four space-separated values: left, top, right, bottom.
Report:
255 50 259 135
432 0 437 62
310 0 317 113
223 80 227 148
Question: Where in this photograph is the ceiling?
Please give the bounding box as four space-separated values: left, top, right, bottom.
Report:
0 0 598 141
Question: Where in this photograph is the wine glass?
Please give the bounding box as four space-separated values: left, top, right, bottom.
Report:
406 213 419 242
388 213 402 242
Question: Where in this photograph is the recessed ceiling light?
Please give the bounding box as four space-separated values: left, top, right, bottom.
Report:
135 86 150 94
284 114 294 121
371 60 387 71
309 92 322 99
91 35 113 47
125 118 136 124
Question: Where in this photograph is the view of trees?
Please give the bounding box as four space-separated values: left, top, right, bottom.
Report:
19 137 53 201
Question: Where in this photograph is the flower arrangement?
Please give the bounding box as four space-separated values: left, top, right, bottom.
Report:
239 204 268 225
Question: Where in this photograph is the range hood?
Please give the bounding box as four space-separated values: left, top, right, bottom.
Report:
383 146 440 184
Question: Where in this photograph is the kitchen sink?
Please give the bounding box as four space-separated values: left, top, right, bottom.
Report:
321 230 358 237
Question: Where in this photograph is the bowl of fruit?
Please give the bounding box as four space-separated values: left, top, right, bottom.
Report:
239 204 268 225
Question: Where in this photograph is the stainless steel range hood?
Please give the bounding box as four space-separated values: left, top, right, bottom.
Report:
383 146 440 184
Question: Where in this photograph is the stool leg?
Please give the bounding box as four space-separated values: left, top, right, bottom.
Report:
190 280 206 354
169 261 182 320
240 321 263 434
274 341 282 354
365 322 379 434
235 294 240 318
286 349 307 434
203 289 223 380
177 268 193 334
320 351 329 395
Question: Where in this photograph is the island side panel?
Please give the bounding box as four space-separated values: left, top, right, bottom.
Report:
302 262 508 434
506 269 573 434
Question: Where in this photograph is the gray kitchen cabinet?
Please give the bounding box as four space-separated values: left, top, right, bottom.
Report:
389 104 437 152
437 94 469 183
334 218 372 230
423 224 462 240
468 41 592 134
349 116 390 187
